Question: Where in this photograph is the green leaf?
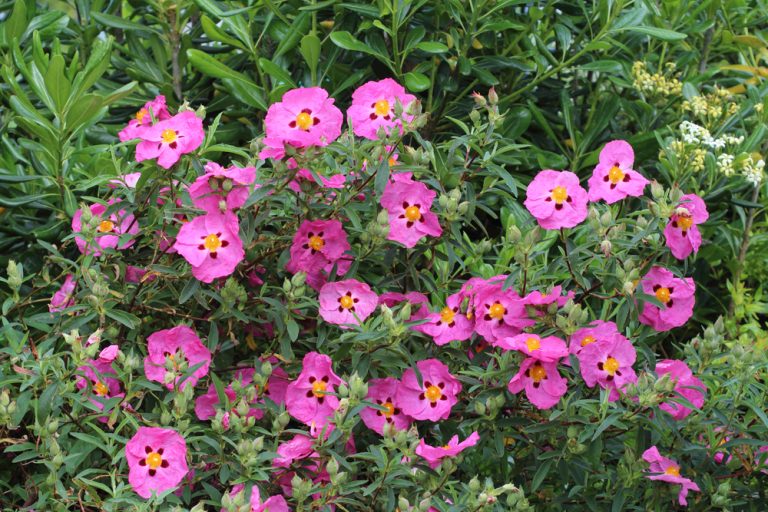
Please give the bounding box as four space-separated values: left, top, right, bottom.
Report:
404 71 430 92
200 14 245 49
300 33 321 80
91 12 160 35
258 58 297 88
44 54 70 114
415 41 449 53
187 49 250 82
104 309 141 330
3 0 27 43
618 26 687 41
330 31 381 58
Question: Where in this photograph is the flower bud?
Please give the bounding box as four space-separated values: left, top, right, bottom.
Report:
488 87 499 105
600 240 612 257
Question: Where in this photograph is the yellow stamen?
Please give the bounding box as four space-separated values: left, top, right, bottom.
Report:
146 452 163 470
93 381 108 396
203 233 222 252
677 215 693 231
530 364 547 382
526 337 541 352
424 385 442 402
664 466 681 477
382 401 395 418
374 99 390 116
440 306 455 324
97 220 115 233
655 287 671 304
136 108 148 123
404 205 421 222
160 129 177 143
339 295 354 310
295 112 313 131
603 357 620 375
308 235 324 251
312 380 327 398
388 156 397 167
580 335 596 347
608 165 625 184
550 186 568 204
488 303 505 320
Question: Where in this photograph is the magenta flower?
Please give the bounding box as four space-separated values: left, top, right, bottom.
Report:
471 278 534 344
134 111 204 169
72 201 139 256
569 320 621 357
497 333 569 362
118 96 171 142
524 170 588 229
663 193 709 260
273 433 317 468
144 325 212 390
173 211 245 283
125 427 189 499
415 292 474 346
318 279 378 327
521 285 574 312
508 358 567 410
578 333 637 401
49 274 76 312
587 140 649 203
415 432 480 469
187 162 258 213
194 368 263 422
223 484 289 512
642 446 700 507
284 352 345 429
263 87 342 150
397 359 461 422
655 359 706 420
378 291 431 323
109 172 142 189
360 377 414 435
638 267 696 332
347 78 416 139
76 346 124 420
286 219 351 284
125 265 156 284
755 445 768 474
380 174 442 248
288 168 347 193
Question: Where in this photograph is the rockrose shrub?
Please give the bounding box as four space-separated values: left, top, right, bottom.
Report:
1 1 767 511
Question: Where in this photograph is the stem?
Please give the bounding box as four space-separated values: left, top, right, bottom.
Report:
560 228 586 292
728 185 761 316
699 26 715 74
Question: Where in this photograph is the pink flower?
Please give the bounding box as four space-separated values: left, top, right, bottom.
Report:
72 201 140 256
125 427 189 499
119 96 171 141
288 168 347 193
273 433 317 468
397 359 461 422
76 347 124 420
263 87 342 150
497 333 568 362
144 325 212 390
378 291 431 322
508 358 567 410
638 267 696 332
109 172 142 189
194 368 262 422
663 193 709 259
415 292 474 346
587 140 649 203
655 359 706 420
415 432 480 469
380 175 442 248
126 266 156 284
360 377 414 435
347 78 416 140
223 484 290 512
49 274 76 312
755 445 768 473
187 162 258 213
471 278 534 344
569 320 621 357
284 352 345 429
524 170 588 229
318 279 378 327
173 211 245 283
134 111 204 169
286 220 351 286
642 446 700 507
577 333 637 401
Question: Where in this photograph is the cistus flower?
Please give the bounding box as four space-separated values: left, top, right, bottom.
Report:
378 291 431 323
470 276 533 344
288 168 347 193
261 87 343 156
347 78 416 140
414 292 474 345
318 279 378 327
568 320 622 357
222 484 290 512
134 111 205 169
118 96 171 142
125 427 189 499
508 358 567 410
173 211 245 283
415 431 480 469
655 359 706 420
587 140 649 204
497 333 569 362
642 446 700 507
663 193 709 259
379 173 442 248
284 352 345 429
49 274 76 312
524 170 588 229
76 345 124 421
72 201 140 256
187 162 258 213
359 377 414 435
638 267 696 331
397 359 461 422
286 219 352 289
144 325 212 390
578 332 637 401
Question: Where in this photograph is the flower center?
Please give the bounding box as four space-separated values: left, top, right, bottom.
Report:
608 165 625 184
382 401 395 418
339 295 354 310
424 385 442 402
161 129 177 143
97 220 115 233
526 337 541 352
580 335 596 347
655 287 671 304
136 108 148 123
442 444 452 450
204 233 222 252
295 112 313 131
93 381 108 396
664 466 681 477
374 99 390 116
308 235 325 251
312 380 327 398
440 306 455 324
488 302 506 320
530 364 547 383
550 186 568 204
603 356 620 375
404 205 421 221
388 156 397 167
677 215 693 231
146 452 163 470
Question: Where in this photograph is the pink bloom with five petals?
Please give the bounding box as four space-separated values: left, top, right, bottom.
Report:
497 333 568 362
380 174 442 248
663 193 709 260
125 427 189 499
284 352 345 429
508 358 567 410
188 162 258 213
638 267 696 332
119 96 171 142
287 220 351 289
396 359 461 422
360 377 414 435
587 140 649 204
347 78 416 140
415 292 474 346
415 432 480 469
642 446 700 507
72 201 140 256
655 359 706 420
568 320 621 357
173 211 245 283
578 332 637 401
471 277 534 345
134 111 205 169
318 279 378 326
144 325 212 390
524 170 588 229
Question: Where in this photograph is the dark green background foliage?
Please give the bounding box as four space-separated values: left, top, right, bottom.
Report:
1 0 767 510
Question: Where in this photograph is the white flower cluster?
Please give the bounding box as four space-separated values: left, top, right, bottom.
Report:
743 157 765 186
679 121 744 150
